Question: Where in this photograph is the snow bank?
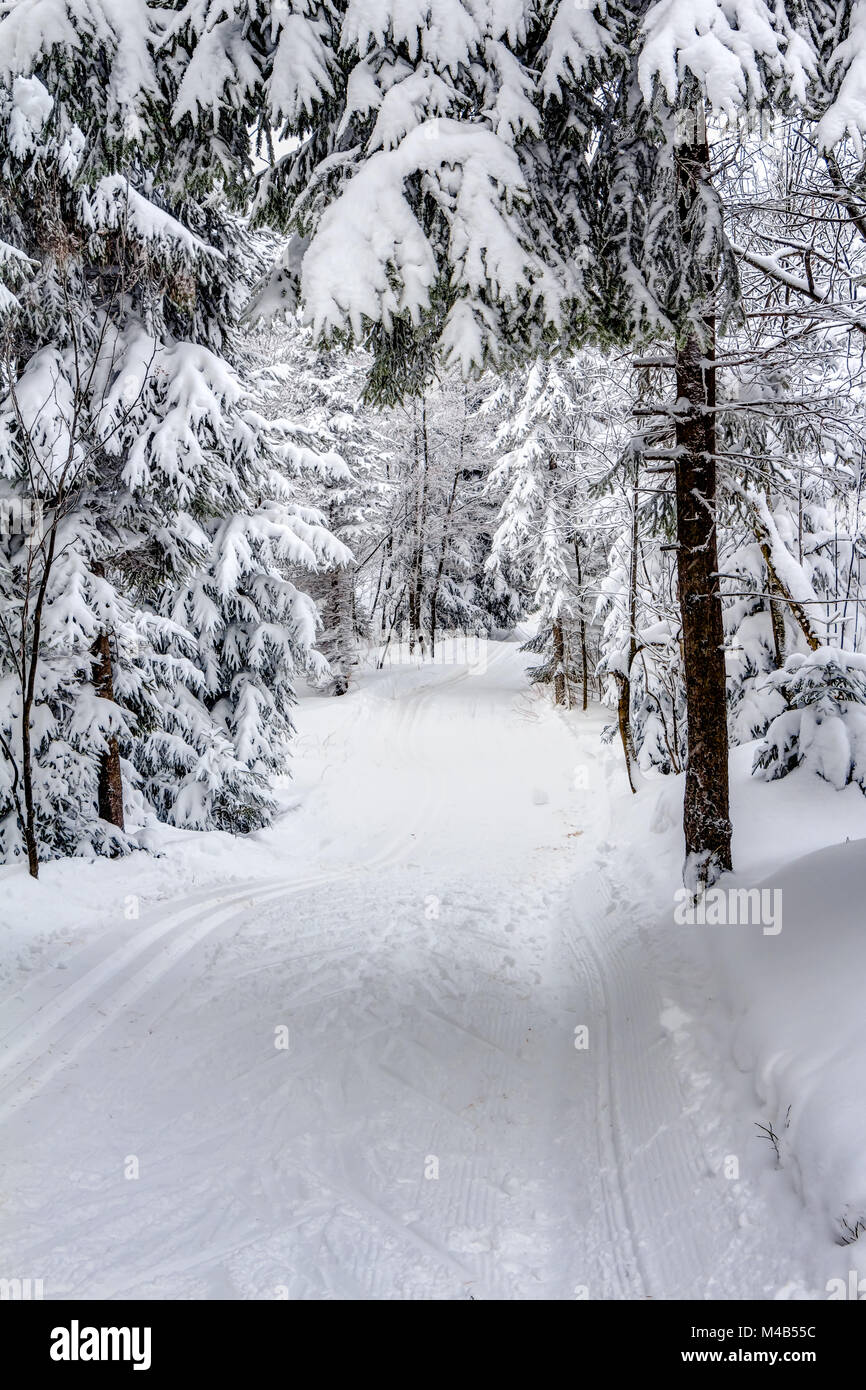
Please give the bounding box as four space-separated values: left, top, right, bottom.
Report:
710 840 866 1245
612 743 866 1270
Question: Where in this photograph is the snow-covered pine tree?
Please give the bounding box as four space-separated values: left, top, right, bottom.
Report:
0 39 166 872
485 356 610 707
755 648 866 793
0 2 347 870
250 318 390 695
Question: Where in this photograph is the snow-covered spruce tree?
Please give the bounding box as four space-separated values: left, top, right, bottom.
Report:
171 0 859 886
485 355 615 707
0 3 346 871
716 398 866 760
721 478 827 745
754 648 866 793
250 318 390 694
570 10 860 884
0 52 165 872
142 375 349 831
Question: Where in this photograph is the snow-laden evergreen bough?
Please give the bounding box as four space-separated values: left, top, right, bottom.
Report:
755 647 866 791
0 0 348 872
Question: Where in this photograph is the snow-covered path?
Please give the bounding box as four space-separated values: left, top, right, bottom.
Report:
0 636 817 1299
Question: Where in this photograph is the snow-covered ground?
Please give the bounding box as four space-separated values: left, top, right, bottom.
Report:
1 633 864 1299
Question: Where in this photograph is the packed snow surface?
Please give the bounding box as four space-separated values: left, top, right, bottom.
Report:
0 634 863 1299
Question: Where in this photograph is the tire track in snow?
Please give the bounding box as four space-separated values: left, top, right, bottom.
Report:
567 866 738 1298
562 897 650 1298
0 874 289 1040
0 660 438 1065
219 645 536 1302
0 877 349 1121
0 655 489 1122
259 645 524 1302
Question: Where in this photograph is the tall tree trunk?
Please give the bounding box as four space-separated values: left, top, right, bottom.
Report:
379 537 392 639
328 568 350 695
675 331 731 884
378 458 393 640
21 711 39 878
408 399 429 657
574 537 589 711
766 569 787 668
89 562 124 829
616 473 640 793
546 455 568 706
616 675 636 792
429 469 461 660
91 629 125 830
19 507 63 879
552 618 567 706
673 114 732 889
759 482 787 666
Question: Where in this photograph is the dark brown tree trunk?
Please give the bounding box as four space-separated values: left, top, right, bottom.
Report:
616 676 636 791
674 331 732 883
19 505 63 879
21 715 39 878
546 455 568 706
574 538 589 712
673 115 733 888
408 400 430 656
616 471 640 793
92 628 125 830
552 619 567 706
751 506 820 655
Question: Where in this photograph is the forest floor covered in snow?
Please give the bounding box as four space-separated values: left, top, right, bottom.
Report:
1 632 865 1300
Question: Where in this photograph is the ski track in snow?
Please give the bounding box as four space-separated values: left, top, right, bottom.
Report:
0 638 812 1299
